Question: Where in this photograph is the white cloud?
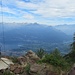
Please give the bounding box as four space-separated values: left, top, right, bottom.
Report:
23 13 34 19
15 0 38 10
30 0 75 18
0 7 16 15
1 0 75 25
3 0 75 18
0 6 35 19
2 0 75 18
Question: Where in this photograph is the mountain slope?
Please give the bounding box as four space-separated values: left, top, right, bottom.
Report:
55 24 75 35
0 23 22 33
0 23 70 44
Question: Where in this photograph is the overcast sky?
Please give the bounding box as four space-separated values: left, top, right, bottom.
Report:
0 0 75 25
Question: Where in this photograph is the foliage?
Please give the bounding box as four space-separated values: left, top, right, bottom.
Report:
36 48 46 59
64 33 75 63
25 64 30 75
3 71 14 75
11 56 19 63
50 48 61 57
39 48 69 70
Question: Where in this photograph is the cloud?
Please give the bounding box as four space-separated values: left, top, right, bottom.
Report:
2 0 75 18
1 0 75 25
23 13 34 19
15 0 38 10
31 0 75 18
0 7 16 15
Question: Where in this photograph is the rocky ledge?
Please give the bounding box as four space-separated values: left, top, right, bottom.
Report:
0 50 74 75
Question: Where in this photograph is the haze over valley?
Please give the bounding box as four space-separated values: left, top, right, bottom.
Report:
0 23 74 56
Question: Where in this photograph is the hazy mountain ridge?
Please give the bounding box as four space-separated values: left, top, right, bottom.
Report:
55 24 75 35
0 23 71 54
0 23 70 44
0 23 23 33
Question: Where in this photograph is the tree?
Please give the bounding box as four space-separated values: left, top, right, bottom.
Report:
36 48 46 59
71 32 75 51
50 48 61 57
64 33 75 63
41 48 68 70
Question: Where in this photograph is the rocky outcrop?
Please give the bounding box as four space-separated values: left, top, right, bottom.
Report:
10 64 24 74
30 64 41 73
0 50 66 75
25 50 40 60
9 50 40 75
17 50 40 66
18 56 27 67
0 57 14 70
29 63 58 75
14 67 23 74
68 64 75 75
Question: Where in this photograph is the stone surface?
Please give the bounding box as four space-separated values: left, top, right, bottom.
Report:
25 50 40 64
17 50 40 66
0 58 13 70
26 50 39 60
10 64 18 71
14 67 23 74
30 64 41 73
0 51 68 75
18 56 27 67
68 64 75 75
10 64 24 74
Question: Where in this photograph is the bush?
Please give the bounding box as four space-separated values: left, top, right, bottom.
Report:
25 64 30 75
3 71 14 75
40 49 69 70
11 56 19 63
64 34 75 64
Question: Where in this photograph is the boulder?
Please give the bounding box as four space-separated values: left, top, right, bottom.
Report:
68 64 75 75
16 50 40 65
29 63 59 75
20 71 27 75
0 72 3 75
18 56 27 67
25 50 40 64
29 63 47 75
30 64 41 73
10 64 24 74
10 64 19 71
14 67 23 74
46 70 58 75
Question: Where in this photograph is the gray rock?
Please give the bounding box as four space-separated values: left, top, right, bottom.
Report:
68 64 75 75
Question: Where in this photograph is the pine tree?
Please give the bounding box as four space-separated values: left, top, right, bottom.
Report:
64 33 75 63
36 48 46 59
71 32 75 51
68 33 75 62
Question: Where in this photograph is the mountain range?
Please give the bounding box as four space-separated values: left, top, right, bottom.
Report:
55 24 75 36
0 23 71 44
0 23 73 55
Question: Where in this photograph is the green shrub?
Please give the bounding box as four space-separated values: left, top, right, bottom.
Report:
25 64 30 75
3 71 14 75
39 49 69 70
11 56 19 63
64 33 75 64
36 48 46 59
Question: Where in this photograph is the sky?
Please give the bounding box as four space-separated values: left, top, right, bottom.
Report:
0 0 75 25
